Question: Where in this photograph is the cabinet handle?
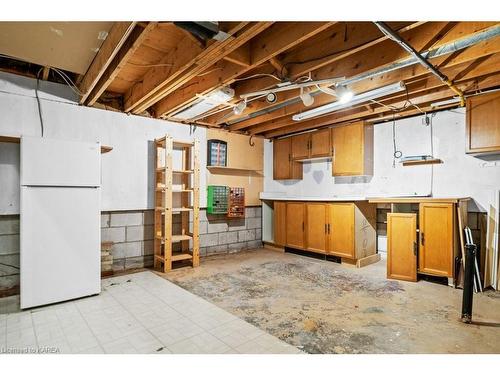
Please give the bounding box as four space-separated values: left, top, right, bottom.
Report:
324 224 327 234
421 232 425 246
328 223 331 234
302 222 305 231
413 241 418 256
288 154 291 162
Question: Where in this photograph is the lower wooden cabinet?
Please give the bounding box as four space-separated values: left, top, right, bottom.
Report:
419 203 454 277
274 201 287 246
285 202 305 249
305 203 329 253
387 213 417 281
275 201 376 262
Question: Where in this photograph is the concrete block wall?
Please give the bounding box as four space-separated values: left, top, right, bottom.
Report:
102 206 263 272
0 215 20 296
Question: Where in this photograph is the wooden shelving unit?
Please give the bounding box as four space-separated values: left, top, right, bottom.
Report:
153 135 200 272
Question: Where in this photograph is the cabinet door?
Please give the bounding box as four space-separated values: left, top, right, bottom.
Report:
332 122 364 176
291 133 310 160
305 203 328 252
328 203 355 258
286 202 305 249
274 201 287 246
310 128 332 158
466 91 500 154
419 203 454 277
273 138 291 180
387 213 417 281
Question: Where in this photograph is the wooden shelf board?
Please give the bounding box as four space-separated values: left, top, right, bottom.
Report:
173 170 194 174
172 234 192 242
295 156 332 163
1 135 112 154
207 166 262 173
401 158 442 166
173 141 194 148
172 253 193 261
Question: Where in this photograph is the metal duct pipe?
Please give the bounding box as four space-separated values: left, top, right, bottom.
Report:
374 22 465 107
229 24 500 125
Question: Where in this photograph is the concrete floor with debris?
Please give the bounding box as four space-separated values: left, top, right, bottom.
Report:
161 248 500 354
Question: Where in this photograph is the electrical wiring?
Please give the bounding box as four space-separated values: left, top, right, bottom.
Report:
233 73 283 82
35 68 45 137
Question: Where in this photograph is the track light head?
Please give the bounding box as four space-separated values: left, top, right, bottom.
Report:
233 100 247 115
266 92 277 103
300 87 314 107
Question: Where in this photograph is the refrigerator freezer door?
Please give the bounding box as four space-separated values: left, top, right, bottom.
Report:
21 136 101 187
20 186 101 309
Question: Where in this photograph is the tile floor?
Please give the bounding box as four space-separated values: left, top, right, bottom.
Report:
0 271 302 354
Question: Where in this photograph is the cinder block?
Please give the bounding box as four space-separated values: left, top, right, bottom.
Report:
189 221 208 234
206 245 228 255
101 213 110 228
112 258 125 272
200 233 219 247
110 211 143 227
228 242 247 253
246 217 261 230
199 247 207 257
0 254 20 274
255 206 262 218
0 274 20 289
113 242 142 259
199 209 208 222
125 256 145 270
207 221 228 233
246 240 262 249
142 240 154 256
0 216 20 235
143 210 155 225
126 226 144 242
219 231 238 245
101 227 126 243
238 229 255 242
255 229 262 240
245 207 256 218
0 234 20 255
143 255 154 268
228 219 246 231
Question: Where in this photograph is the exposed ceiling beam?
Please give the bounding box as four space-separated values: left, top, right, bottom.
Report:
86 22 158 106
124 22 272 114
223 45 251 67
203 22 423 126
229 23 500 131
153 22 336 118
263 71 500 138
78 22 137 104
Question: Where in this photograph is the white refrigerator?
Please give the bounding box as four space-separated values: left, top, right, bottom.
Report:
20 136 101 309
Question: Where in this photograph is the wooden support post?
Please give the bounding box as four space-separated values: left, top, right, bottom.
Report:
164 136 173 272
192 139 200 267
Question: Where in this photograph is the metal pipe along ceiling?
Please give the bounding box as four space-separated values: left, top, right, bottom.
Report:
373 21 465 107
229 23 500 125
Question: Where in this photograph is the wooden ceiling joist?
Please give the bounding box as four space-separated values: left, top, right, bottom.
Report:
152 22 336 118
123 22 273 114
85 22 158 106
78 22 137 104
263 72 500 138
227 22 500 132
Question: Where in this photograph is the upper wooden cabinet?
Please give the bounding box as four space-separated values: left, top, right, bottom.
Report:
273 137 303 180
331 121 373 176
291 128 332 160
466 91 500 154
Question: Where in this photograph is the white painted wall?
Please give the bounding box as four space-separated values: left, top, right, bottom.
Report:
264 109 500 212
0 71 207 214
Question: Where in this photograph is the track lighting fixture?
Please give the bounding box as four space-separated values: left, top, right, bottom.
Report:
300 87 314 107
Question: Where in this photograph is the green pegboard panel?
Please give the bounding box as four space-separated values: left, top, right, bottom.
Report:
207 185 229 214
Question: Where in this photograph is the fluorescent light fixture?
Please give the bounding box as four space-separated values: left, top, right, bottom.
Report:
430 97 460 108
172 87 234 120
335 85 354 103
292 81 406 121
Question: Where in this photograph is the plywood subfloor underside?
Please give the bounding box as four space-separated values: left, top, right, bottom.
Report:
161 248 500 354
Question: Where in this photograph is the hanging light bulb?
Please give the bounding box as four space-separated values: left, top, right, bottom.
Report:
300 87 314 107
335 84 354 104
233 100 247 115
